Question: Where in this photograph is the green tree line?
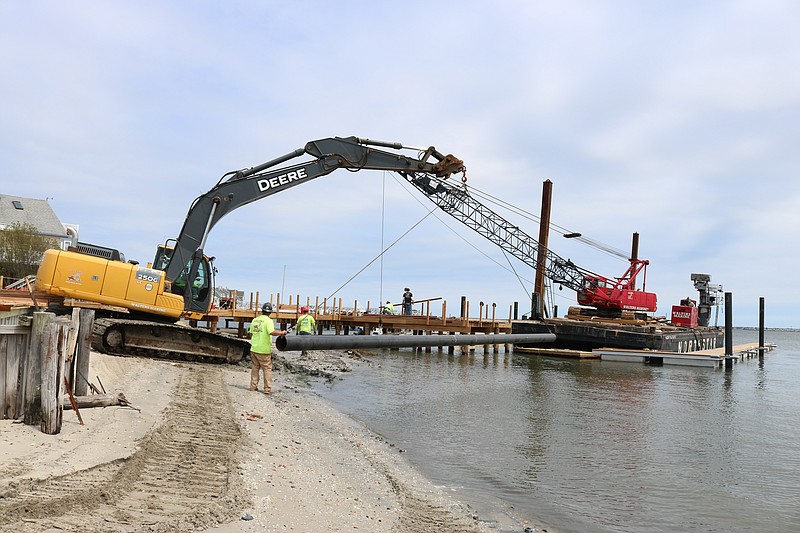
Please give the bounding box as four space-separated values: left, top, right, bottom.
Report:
0 222 58 281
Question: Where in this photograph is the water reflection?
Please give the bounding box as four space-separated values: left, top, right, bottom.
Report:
314 331 800 533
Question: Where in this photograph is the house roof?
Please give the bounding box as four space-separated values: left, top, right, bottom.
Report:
0 194 66 237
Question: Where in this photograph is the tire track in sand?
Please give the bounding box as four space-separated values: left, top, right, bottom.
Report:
0 365 247 533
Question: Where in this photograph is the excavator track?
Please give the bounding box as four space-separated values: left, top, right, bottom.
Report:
92 318 249 364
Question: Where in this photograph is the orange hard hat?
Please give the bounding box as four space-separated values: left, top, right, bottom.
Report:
301 306 309 313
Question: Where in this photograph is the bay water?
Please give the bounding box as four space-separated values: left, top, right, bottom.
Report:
311 329 800 532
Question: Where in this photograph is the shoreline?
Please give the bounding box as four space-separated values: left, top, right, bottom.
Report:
0 349 549 532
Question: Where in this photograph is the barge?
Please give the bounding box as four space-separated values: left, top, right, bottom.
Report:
512 316 724 353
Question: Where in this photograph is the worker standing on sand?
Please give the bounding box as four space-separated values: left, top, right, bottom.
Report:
248 303 286 394
296 306 316 356
402 288 413 316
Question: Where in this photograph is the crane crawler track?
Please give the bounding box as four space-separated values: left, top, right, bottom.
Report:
92 318 249 364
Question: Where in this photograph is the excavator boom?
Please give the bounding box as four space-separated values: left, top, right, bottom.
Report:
36 135 465 363
159 136 465 315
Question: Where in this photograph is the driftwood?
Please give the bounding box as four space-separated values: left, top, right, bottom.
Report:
62 392 138 411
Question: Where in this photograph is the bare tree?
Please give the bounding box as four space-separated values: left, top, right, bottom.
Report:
0 222 58 280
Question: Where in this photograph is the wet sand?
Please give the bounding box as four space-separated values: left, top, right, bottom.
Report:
0 349 544 532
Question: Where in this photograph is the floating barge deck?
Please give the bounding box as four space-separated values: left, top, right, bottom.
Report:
595 342 776 368
512 316 725 353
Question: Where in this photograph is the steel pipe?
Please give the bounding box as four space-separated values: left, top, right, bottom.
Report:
276 333 556 352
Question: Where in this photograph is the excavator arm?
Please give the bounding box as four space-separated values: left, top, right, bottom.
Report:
157 136 465 313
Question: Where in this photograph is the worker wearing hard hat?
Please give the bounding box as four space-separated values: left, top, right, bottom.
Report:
402 287 413 316
248 303 287 394
296 306 316 356
296 306 316 335
382 300 395 314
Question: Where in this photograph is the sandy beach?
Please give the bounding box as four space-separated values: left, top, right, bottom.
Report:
0 348 544 532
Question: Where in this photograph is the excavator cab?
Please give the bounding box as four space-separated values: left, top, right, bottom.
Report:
153 244 214 317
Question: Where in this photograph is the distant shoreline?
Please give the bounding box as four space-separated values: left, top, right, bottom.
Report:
735 326 799 332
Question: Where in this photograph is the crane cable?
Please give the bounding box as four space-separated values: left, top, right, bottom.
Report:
388 173 533 297
463 183 630 261
325 204 438 301
326 171 626 306
389 174 608 308
378 172 386 327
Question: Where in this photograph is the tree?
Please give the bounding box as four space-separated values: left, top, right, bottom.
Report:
0 222 58 280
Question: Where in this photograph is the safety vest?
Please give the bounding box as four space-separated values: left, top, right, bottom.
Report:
296 314 316 334
249 314 275 353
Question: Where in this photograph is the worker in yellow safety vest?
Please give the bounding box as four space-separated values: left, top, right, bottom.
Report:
296 306 316 356
296 306 316 335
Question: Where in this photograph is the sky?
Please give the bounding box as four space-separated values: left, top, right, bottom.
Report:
1 1 798 327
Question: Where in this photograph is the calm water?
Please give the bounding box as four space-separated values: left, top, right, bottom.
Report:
311 329 800 532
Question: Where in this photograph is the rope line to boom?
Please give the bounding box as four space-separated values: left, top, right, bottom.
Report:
390 174 583 308
391 174 534 283
378 172 386 327
325 204 438 301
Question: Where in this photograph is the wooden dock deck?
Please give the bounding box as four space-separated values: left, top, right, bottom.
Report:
203 306 513 339
202 294 513 338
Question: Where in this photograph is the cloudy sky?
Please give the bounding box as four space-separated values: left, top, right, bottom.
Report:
2 1 797 327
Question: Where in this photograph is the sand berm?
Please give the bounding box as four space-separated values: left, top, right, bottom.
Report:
0 348 549 533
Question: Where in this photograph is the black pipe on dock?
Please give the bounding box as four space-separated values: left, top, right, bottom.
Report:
276 333 557 352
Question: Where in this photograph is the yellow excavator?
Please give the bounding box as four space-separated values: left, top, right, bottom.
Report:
35 136 466 362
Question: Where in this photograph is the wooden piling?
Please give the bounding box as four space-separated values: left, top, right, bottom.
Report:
758 296 766 359
724 292 733 358
1 328 25 419
23 312 51 426
72 309 95 397
41 317 69 435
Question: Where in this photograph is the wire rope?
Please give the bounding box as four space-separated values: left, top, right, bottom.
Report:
462 182 630 260
325 205 439 301
378 172 386 325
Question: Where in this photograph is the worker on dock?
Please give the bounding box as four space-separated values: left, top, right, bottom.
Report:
402 288 413 316
296 306 316 356
248 303 287 394
382 300 395 314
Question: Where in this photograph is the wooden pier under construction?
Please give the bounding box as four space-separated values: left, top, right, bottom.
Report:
200 293 514 352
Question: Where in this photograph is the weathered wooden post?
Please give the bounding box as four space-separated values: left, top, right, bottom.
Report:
23 312 53 425
41 317 69 435
73 309 95 396
64 308 80 391
1 323 26 419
